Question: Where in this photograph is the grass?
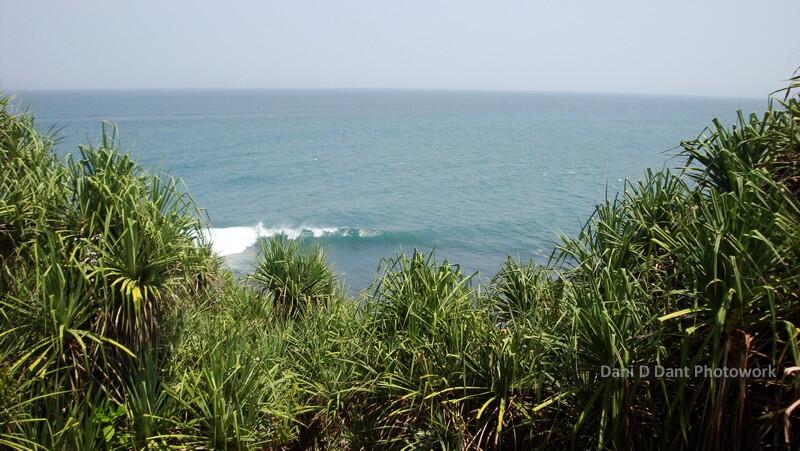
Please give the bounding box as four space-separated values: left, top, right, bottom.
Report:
1 76 799 449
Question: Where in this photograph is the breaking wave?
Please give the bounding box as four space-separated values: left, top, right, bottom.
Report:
202 223 382 256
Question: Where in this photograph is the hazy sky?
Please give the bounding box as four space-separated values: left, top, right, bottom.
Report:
1 0 798 96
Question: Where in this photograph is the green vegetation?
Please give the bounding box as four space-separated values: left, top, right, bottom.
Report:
251 237 336 317
1 76 799 449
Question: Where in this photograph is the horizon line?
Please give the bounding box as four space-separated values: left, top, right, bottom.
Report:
3 85 767 101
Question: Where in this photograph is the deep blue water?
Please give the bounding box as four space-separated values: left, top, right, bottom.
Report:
14 89 764 292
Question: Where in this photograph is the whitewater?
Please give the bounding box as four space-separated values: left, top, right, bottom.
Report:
203 224 381 256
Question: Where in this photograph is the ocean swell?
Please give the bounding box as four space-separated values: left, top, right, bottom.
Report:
202 223 381 256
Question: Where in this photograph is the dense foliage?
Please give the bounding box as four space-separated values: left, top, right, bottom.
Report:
1 78 799 449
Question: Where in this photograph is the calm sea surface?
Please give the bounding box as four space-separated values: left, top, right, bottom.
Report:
15 89 763 292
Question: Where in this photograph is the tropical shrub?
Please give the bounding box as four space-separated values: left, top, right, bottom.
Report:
251 236 336 317
0 102 214 449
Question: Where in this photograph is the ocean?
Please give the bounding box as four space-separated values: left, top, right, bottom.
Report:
15 89 764 292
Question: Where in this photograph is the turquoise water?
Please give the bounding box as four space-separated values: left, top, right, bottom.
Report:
16 89 763 292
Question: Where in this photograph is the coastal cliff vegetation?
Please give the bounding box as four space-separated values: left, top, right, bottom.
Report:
1 76 799 449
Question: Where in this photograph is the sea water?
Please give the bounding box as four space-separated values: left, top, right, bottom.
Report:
16 89 763 292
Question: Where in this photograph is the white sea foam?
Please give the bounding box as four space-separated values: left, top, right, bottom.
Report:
358 229 381 237
202 225 260 256
202 223 379 256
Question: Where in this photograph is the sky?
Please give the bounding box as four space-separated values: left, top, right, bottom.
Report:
1 0 798 97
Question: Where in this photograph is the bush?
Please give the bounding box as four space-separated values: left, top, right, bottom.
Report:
0 102 215 448
251 236 336 317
